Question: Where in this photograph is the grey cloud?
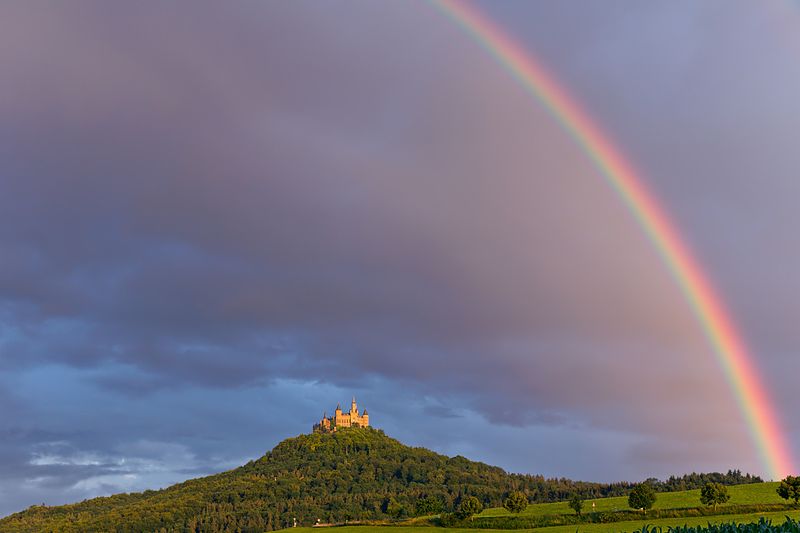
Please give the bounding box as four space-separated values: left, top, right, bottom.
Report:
0 0 797 516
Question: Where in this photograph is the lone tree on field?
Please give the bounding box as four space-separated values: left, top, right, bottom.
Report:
628 482 657 514
777 476 800 506
458 496 483 521
700 482 730 511
503 491 528 514
568 493 584 516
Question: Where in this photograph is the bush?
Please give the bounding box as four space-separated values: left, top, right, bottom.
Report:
503 492 528 514
569 493 584 516
415 495 443 515
593 511 616 523
436 512 461 527
457 497 483 521
777 476 800 506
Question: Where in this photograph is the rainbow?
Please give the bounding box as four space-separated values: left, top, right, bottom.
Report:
432 0 794 479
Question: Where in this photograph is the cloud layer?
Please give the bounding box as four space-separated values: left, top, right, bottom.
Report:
1 0 800 517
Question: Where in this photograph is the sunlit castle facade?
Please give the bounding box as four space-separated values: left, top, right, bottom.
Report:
313 397 369 433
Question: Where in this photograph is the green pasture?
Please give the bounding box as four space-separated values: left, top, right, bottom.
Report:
296 481 793 533
479 481 783 518
298 510 800 533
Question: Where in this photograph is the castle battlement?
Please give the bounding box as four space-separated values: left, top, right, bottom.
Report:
313 397 369 433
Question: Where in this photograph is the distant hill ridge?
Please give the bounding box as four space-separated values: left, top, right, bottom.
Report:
0 428 762 533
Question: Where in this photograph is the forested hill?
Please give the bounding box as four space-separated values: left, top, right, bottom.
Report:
0 428 761 533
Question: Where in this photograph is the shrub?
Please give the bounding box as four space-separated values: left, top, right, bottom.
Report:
569 493 584 516
415 495 443 515
777 476 800 506
503 492 528 514
436 512 461 527
457 497 483 521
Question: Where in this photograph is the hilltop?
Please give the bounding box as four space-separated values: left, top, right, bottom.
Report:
0 428 763 533
0 428 611 532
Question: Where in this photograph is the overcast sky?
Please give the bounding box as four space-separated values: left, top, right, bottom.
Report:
2 0 800 518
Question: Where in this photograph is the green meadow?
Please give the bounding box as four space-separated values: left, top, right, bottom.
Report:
297 510 800 533
472 481 794 531
479 481 785 518
294 482 797 533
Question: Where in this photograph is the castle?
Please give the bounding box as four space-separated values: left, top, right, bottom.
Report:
313 397 369 433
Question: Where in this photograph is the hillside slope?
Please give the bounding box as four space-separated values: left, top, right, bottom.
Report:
0 428 762 533
0 428 609 532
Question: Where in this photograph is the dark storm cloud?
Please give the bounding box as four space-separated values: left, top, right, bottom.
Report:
1 0 798 516
1 0 697 397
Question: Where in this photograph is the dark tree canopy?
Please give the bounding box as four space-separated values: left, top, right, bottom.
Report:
658 470 761 492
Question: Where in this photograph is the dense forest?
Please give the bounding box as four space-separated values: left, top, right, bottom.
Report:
0 428 762 533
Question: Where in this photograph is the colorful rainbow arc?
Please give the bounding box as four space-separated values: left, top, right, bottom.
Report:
432 0 794 480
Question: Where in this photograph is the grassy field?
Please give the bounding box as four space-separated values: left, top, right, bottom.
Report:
295 511 800 533
479 482 784 518
295 482 794 533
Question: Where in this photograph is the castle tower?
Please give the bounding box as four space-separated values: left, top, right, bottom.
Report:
351 396 358 416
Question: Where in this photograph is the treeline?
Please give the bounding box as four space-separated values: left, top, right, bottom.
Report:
648 470 763 493
0 428 764 533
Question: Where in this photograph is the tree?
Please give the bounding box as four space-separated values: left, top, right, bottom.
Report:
383 497 403 518
777 476 800 506
628 483 656 514
568 493 584 516
415 495 443 516
503 491 528 514
699 482 730 511
457 496 483 521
